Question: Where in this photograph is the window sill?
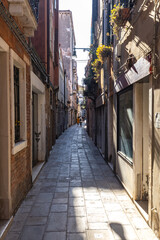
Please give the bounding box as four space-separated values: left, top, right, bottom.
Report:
117 151 133 166
12 140 27 155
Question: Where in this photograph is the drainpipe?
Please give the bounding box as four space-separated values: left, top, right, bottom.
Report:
150 0 157 230
94 101 97 146
103 0 108 163
64 70 66 130
104 91 108 163
152 1 157 79
47 0 50 76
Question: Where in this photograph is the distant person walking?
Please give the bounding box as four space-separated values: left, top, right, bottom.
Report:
77 117 80 125
80 117 82 127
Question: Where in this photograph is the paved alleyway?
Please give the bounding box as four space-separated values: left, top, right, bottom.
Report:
5 125 158 240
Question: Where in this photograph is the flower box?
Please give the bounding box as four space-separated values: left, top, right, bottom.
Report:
110 4 130 38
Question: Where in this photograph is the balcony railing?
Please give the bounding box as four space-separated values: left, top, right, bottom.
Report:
29 0 39 21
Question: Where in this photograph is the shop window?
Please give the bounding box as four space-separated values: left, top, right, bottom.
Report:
118 87 133 160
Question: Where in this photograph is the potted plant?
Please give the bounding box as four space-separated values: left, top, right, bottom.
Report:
110 3 130 38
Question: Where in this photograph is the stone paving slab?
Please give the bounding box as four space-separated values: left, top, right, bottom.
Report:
43 232 66 240
4 125 159 240
20 225 45 240
67 233 86 240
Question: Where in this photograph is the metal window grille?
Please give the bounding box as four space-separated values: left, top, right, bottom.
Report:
120 0 134 8
50 89 53 105
14 66 20 143
29 0 39 21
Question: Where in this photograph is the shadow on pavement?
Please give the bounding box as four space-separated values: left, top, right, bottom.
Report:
110 222 127 240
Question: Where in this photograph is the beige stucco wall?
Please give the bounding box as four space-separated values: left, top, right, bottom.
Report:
110 0 160 236
113 0 156 79
152 81 160 235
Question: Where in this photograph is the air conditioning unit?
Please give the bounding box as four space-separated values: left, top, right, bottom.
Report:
116 43 121 58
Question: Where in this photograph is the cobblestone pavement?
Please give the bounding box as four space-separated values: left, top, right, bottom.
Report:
5 125 158 240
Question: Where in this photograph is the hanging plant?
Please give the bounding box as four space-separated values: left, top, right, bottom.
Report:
110 4 130 38
92 59 102 70
91 59 102 80
96 45 112 63
90 44 111 81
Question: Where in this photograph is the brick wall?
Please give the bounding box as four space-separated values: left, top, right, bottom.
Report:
31 0 48 70
32 0 57 152
11 148 32 213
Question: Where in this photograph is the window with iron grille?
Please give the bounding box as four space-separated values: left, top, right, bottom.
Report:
120 0 135 8
50 89 53 105
29 0 39 21
11 49 27 155
14 66 20 143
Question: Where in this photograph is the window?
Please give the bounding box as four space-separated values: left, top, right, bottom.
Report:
14 66 20 143
50 89 53 105
54 0 57 9
118 87 133 160
10 50 27 155
120 0 134 8
29 0 39 20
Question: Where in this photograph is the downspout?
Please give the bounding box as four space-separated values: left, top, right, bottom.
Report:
47 0 50 77
150 0 158 233
103 0 108 163
152 1 157 78
64 70 66 130
104 88 108 163
94 102 97 146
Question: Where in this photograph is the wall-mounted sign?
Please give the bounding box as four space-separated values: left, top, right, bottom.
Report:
155 113 160 129
114 57 150 93
94 233 103 239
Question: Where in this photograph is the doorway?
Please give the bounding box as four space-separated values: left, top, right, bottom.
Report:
107 96 114 168
32 92 38 167
0 39 10 219
135 80 149 218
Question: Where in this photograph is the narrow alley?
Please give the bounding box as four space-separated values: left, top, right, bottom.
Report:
4 125 158 240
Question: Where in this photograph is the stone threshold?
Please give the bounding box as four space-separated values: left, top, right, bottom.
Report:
135 200 149 222
0 217 13 240
32 161 45 183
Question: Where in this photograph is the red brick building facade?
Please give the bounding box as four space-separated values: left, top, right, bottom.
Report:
0 0 56 221
0 0 37 219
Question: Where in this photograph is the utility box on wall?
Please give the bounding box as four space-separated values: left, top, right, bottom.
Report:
116 43 121 58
